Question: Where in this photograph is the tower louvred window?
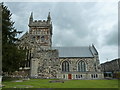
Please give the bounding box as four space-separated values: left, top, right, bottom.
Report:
37 36 40 39
41 36 45 42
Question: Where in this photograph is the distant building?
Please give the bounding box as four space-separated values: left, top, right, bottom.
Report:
17 12 104 80
101 58 120 78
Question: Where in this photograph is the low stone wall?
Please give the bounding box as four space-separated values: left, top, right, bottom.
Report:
2 76 30 82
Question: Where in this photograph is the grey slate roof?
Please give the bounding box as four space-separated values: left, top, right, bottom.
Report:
53 47 94 58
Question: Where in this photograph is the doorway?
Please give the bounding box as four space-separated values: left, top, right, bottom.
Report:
68 74 72 79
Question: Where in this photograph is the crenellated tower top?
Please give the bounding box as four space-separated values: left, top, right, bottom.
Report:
28 12 53 49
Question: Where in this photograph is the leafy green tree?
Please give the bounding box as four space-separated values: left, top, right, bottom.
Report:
2 3 26 73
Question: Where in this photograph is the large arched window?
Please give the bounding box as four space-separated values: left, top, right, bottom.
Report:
62 61 69 72
78 61 86 72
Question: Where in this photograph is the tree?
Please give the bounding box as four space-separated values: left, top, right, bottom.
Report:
2 3 26 73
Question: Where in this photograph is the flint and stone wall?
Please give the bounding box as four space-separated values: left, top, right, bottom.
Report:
56 57 103 79
30 49 60 78
59 57 101 72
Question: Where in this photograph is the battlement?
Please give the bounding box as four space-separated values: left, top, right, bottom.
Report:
29 12 52 27
29 19 51 27
34 20 47 22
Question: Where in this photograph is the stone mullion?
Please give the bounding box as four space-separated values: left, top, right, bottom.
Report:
80 62 82 72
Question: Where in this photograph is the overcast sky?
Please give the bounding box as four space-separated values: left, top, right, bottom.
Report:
5 2 118 63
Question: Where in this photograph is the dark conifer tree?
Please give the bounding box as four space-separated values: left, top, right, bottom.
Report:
2 3 26 73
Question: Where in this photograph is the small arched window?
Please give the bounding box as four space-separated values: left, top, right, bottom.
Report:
62 61 69 72
78 61 86 72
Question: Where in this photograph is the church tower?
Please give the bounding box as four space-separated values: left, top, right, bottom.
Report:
28 12 52 50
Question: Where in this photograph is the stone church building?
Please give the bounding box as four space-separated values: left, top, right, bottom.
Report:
18 12 104 79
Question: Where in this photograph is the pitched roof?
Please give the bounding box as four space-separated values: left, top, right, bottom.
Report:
53 47 94 58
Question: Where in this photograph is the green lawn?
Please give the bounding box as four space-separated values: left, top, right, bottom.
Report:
2 79 119 88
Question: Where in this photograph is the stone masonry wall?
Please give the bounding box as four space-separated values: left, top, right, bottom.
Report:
59 57 100 72
31 49 59 78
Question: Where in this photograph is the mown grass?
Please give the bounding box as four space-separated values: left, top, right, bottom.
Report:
2 79 119 88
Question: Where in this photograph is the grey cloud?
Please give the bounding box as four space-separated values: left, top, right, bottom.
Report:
51 2 98 47
105 24 118 46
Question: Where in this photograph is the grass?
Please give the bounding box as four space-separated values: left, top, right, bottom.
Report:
2 79 119 88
